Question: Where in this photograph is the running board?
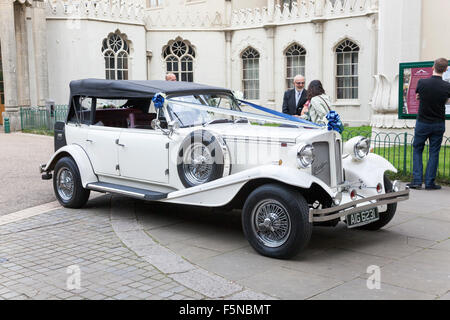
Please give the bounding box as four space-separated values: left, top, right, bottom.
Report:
86 182 168 201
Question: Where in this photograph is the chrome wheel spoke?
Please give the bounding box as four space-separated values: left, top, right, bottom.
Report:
183 143 214 185
251 200 291 248
56 167 74 201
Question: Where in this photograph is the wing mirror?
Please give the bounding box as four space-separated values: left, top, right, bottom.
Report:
151 119 179 136
151 119 161 130
168 120 180 133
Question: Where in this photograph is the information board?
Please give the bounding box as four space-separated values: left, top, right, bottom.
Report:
398 61 450 120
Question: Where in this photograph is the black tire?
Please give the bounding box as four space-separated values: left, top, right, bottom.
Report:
356 174 397 231
53 156 90 208
242 183 312 259
177 130 227 188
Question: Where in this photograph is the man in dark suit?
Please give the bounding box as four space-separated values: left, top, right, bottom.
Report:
408 58 450 190
282 75 308 116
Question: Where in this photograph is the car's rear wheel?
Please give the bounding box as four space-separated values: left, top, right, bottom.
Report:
53 156 90 208
242 184 312 259
355 174 397 230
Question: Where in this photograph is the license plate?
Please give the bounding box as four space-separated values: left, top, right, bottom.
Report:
346 208 379 228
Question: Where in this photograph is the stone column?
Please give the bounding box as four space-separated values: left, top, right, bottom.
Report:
26 5 38 107
264 25 276 109
370 0 421 134
267 0 275 20
31 0 49 107
225 31 233 89
0 0 20 130
313 22 324 83
312 0 324 84
14 2 31 107
224 0 232 27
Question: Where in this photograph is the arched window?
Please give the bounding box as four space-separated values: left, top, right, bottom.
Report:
336 39 359 100
163 40 195 82
285 43 306 90
102 33 130 80
242 47 260 100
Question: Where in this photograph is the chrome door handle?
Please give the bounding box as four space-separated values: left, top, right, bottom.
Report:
115 139 125 147
86 139 93 143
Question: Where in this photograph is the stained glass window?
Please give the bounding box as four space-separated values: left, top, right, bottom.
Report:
102 33 130 80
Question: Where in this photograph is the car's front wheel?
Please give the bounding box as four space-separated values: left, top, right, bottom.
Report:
242 184 312 259
53 156 90 208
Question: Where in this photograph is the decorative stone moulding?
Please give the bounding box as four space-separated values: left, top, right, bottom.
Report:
230 0 375 28
370 73 415 129
45 0 145 23
145 10 223 29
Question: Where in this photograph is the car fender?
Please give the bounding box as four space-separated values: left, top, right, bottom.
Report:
43 144 98 188
343 153 397 189
162 165 335 207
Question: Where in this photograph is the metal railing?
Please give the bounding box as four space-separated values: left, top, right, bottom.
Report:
20 105 68 131
342 128 450 182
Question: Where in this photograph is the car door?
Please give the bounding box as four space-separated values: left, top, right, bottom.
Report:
117 128 169 184
85 125 122 176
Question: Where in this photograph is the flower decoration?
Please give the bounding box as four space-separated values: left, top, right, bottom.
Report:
152 92 167 109
326 110 344 134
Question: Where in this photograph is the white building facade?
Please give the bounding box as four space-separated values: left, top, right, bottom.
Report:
1 0 449 131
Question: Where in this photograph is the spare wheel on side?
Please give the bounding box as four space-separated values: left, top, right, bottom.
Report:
177 130 231 188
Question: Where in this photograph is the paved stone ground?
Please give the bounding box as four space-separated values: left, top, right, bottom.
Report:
0 197 201 300
0 132 54 216
0 195 271 300
1 132 449 300
129 188 450 300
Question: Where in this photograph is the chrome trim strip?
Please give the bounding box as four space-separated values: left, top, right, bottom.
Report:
86 184 146 199
309 188 410 223
223 136 297 145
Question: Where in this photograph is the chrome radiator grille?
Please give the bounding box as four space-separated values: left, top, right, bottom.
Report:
335 140 343 185
312 140 343 187
311 142 331 186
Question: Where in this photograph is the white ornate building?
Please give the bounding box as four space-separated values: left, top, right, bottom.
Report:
1 0 449 131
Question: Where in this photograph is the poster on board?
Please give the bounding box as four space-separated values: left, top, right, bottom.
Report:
444 69 450 115
399 60 450 120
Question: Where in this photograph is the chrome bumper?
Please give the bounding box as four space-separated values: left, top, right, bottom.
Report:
309 188 410 223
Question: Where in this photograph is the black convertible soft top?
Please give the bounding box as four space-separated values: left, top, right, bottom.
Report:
69 79 233 99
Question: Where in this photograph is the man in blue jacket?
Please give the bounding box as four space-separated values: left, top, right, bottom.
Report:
408 58 450 190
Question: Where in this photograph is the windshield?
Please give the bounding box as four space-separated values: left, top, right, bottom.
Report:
166 93 242 128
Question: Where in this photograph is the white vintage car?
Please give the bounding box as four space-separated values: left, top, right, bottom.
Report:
40 79 409 259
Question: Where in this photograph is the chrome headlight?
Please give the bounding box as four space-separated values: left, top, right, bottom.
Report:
344 136 370 161
297 144 315 168
354 137 370 160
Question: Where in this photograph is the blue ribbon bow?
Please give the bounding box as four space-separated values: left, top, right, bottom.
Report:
152 92 165 109
326 110 344 134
